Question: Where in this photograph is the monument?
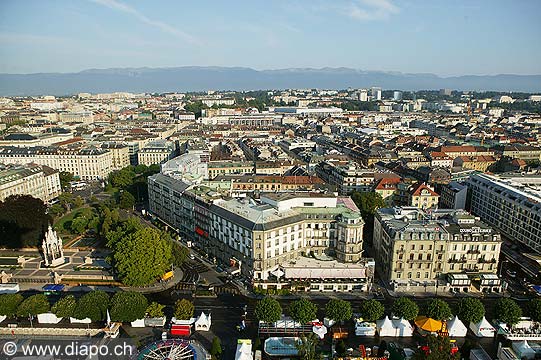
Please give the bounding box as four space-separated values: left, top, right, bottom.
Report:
42 225 65 267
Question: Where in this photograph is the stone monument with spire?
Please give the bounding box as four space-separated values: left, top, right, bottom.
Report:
42 225 65 267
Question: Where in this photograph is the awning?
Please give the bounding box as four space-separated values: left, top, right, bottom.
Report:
415 316 443 332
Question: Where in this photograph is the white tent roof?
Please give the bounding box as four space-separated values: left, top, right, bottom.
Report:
469 316 495 337
377 316 395 336
195 312 211 329
312 325 328 339
447 316 467 337
235 342 253 360
395 318 413 337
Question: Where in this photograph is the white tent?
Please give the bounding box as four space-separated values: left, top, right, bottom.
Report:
447 316 467 337
394 318 413 337
512 340 535 360
195 312 211 331
469 316 495 337
376 316 395 337
235 341 253 360
312 324 328 339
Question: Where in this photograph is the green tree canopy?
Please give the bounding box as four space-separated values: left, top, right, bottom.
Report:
412 334 460 360
119 191 136 209
0 195 52 248
325 299 353 322
391 297 419 320
350 191 386 220
70 216 89 234
16 294 50 317
289 298 318 324
254 297 282 323
146 302 165 318
0 294 24 317
210 337 222 359
359 299 385 322
528 298 541 322
495 298 522 325
49 203 66 218
59 171 75 189
296 333 323 360
109 167 136 188
174 299 195 320
172 242 189 267
107 224 172 286
455 298 485 324
110 291 148 322
51 295 76 318
425 299 452 321
73 290 110 321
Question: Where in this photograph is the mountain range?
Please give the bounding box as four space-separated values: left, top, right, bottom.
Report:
0 66 540 96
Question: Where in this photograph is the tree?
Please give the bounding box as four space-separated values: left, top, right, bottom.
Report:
253 337 261 351
455 298 485 324
119 191 135 209
73 196 84 208
110 291 148 322
172 242 189 267
49 203 65 218
70 216 89 234
350 191 385 243
350 191 385 220
296 333 323 360
359 299 385 322
425 299 452 321
174 299 194 320
109 168 136 189
412 334 460 360
392 297 419 320
528 298 541 322
0 294 23 317
59 171 74 189
289 298 317 324
210 337 222 359
335 339 347 357
146 302 165 318
108 226 172 286
58 192 75 211
0 195 52 248
51 295 76 318
495 298 522 325
16 294 50 317
325 299 352 322
73 291 110 321
254 297 282 323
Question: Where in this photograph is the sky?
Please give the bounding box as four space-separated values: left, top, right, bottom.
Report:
0 0 540 76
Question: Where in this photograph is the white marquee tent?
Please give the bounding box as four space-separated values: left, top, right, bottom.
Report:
469 316 495 337
447 316 467 337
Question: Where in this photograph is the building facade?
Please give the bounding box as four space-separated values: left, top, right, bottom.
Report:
373 207 501 286
467 173 541 253
0 163 61 202
0 146 113 181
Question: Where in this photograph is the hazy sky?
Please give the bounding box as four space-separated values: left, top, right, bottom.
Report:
1 0 540 75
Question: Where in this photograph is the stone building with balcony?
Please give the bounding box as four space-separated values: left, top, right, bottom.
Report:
373 207 502 292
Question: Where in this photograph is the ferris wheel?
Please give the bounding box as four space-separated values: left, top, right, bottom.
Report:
137 339 196 360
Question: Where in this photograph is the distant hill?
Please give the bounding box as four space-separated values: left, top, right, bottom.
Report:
0 66 540 96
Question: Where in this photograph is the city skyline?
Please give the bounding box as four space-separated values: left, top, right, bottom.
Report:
1 0 540 76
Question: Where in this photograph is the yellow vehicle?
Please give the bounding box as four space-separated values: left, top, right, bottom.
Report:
161 271 174 281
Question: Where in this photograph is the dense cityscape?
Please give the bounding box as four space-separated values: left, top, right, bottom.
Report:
1 1 541 360
0 87 540 360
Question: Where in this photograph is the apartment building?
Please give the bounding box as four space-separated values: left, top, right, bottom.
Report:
316 161 375 194
373 207 501 286
467 173 541 253
137 140 177 166
0 146 113 181
101 143 130 170
148 172 374 292
0 163 61 202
